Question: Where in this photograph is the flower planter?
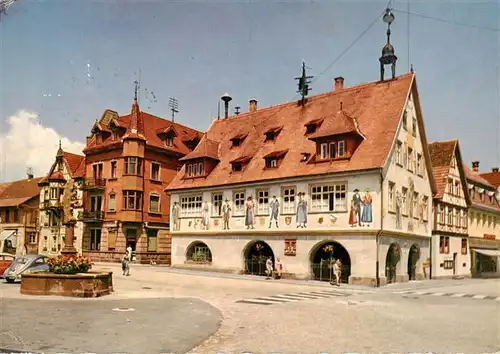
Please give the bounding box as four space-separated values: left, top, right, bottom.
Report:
20 272 113 298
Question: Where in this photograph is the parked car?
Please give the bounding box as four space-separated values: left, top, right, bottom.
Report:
3 255 49 283
0 253 15 277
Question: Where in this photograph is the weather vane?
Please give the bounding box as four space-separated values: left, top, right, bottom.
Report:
294 60 313 104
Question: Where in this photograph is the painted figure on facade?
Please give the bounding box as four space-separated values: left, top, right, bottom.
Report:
352 189 362 226
408 179 415 231
171 202 181 231
296 192 307 228
395 191 402 229
201 201 210 230
268 196 280 228
245 196 255 229
361 189 373 226
348 199 357 227
222 199 231 230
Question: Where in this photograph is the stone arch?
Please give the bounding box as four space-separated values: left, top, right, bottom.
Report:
185 240 212 264
243 240 275 276
385 242 401 283
309 240 351 283
407 243 420 281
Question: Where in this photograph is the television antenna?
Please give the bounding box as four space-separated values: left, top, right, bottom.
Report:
168 97 179 122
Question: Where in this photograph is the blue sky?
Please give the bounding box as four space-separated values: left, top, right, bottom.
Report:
0 0 498 181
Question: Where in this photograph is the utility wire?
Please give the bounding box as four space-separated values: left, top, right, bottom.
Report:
393 8 500 32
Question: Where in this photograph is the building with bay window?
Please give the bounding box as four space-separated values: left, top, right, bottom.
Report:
81 94 203 264
166 69 437 285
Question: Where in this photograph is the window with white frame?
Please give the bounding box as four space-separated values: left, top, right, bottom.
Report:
416 153 422 175
212 193 223 216
402 143 408 168
401 187 408 215
256 189 270 214
422 196 428 221
122 190 143 210
151 162 160 181
407 147 414 171
149 193 160 213
165 137 174 147
320 143 328 159
310 183 347 212
412 117 417 137
110 160 117 178
180 195 203 217
233 191 245 215
124 157 142 176
395 141 402 165
328 142 336 159
413 192 418 218
337 141 345 157
402 110 408 130
447 207 453 226
282 187 296 214
90 229 101 251
388 182 395 212
108 193 116 212
50 187 58 199
438 204 444 224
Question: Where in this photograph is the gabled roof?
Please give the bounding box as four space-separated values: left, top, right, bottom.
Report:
481 171 500 188
428 140 469 200
463 163 493 187
39 150 85 184
463 162 500 211
167 73 422 191
85 101 203 156
179 134 220 161
0 177 43 208
308 110 362 140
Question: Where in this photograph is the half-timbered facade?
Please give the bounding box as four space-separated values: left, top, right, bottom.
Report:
428 140 470 278
464 162 500 277
38 144 85 255
166 72 437 286
82 96 203 264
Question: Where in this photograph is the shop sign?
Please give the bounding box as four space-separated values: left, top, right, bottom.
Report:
483 234 496 240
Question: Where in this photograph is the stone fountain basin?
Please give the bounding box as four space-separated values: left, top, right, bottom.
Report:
20 271 113 298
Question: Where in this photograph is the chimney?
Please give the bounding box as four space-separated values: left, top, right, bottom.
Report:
492 167 499 173
221 93 232 119
472 161 480 172
249 98 257 113
334 77 344 91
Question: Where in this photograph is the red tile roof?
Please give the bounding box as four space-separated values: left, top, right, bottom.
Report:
180 134 220 161
85 101 203 155
0 177 43 207
167 73 437 191
463 163 492 187
463 163 500 211
481 171 500 188
308 110 362 140
428 140 456 199
39 150 85 183
63 152 85 176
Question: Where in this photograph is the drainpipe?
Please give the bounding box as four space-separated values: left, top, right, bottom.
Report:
376 169 384 288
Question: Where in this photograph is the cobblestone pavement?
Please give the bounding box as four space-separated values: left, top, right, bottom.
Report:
1 264 499 354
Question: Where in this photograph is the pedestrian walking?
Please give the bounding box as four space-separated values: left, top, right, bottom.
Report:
274 257 283 279
331 259 341 286
121 254 130 276
265 257 273 279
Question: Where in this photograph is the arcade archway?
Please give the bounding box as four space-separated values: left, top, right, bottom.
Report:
407 244 420 280
310 240 351 283
186 241 212 263
385 243 401 283
243 240 275 276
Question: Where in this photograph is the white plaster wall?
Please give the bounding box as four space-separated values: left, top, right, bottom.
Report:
431 235 470 278
468 206 500 239
383 92 433 237
379 236 430 279
172 234 377 279
171 172 382 233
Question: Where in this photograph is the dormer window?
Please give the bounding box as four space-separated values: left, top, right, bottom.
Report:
166 137 174 147
264 126 283 142
232 162 242 172
263 150 288 169
230 134 247 147
186 162 204 177
230 156 251 173
232 138 241 147
301 153 311 162
319 140 345 160
304 119 324 135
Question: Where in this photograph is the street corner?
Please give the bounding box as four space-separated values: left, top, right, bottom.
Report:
0 297 222 354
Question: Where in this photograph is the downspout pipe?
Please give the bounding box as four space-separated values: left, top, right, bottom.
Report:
376 169 384 288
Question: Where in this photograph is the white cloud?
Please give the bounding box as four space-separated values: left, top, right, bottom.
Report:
0 110 85 181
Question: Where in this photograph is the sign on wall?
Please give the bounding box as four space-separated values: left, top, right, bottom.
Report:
284 239 296 256
483 234 496 240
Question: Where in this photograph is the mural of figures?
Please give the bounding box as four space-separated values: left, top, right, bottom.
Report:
352 189 362 227
245 196 255 229
408 179 415 231
395 191 402 229
268 196 280 228
361 189 373 226
296 192 308 228
171 202 181 231
348 199 357 227
222 199 231 230
201 201 210 230
418 196 424 224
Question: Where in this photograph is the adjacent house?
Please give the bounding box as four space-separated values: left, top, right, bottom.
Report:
464 161 500 277
0 174 43 255
166 70 437 285
38 144 86 255
428 140 471 279
81 94 203 264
